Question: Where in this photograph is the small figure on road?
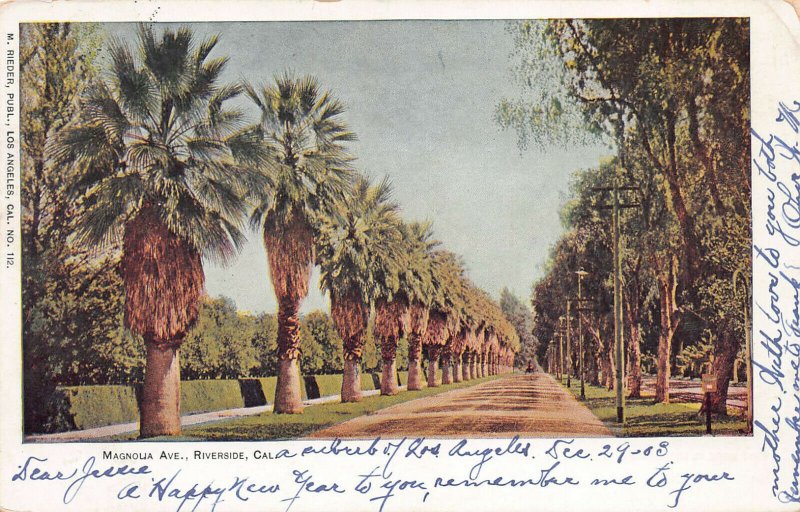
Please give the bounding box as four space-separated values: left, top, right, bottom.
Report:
525 362 535 373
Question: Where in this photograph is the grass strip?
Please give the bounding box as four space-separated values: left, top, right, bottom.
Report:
557 377 748 437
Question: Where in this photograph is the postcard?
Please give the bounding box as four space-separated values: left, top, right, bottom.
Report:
0 0 797 510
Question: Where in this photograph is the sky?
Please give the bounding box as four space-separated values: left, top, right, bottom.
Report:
105 21 610 314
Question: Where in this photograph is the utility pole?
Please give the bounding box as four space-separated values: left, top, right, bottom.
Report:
576 268 590 400
593 177 639 424
558 316 565 384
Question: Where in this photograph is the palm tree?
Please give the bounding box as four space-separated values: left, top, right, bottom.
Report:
50 25 262 437
245 73 355 413
424 251 465 387
374 221 436 395
318 175 404 402
404 222 439 390
449 282 481 383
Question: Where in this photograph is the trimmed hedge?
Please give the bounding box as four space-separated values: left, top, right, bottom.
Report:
48 385 139 432
42 370 412 433
181 380 245 414
314 374 343 399
361 372 381 391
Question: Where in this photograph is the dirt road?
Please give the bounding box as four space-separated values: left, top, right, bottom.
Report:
309 372 611 439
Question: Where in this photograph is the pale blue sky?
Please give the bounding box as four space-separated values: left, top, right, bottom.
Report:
105 21 610 313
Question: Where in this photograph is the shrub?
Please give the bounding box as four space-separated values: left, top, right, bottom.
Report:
45 385 139 432
180 380 245 414
314 375 343 398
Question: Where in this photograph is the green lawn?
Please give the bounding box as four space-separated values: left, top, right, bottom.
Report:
558 377 749 437
108 374 503 442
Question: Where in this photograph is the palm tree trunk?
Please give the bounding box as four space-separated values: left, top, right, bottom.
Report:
462 352 470 381
381 359 399 395
376 299 407 395
264 213 314 414
441 351 453 384
380 335 399 395
140 343 181 438
342 358 362 402
123 207 203 437
427 345 441 387
407 333 423 391
274 297 304 413
470 353 477 380
452 352 462 383
331 292 369 403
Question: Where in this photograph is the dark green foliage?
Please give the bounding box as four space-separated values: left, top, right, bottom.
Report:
250 313 279 376
313 375 344 399
181 297 259 379
180 380 245 415
500 288 538 367
42 385 139 433
300 310 344 374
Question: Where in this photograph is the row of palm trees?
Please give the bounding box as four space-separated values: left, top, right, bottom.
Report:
52 25 518 437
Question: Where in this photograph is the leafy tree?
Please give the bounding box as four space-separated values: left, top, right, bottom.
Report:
19 22 138 433
500 288 537 368
245 73 355 414
51 25 262 436
501 19 749 413
181 297 259 379
300 310 343 374
250 313 279 376
403 221 439 390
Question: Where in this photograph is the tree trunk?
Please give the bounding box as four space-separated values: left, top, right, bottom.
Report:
381 359 399 395
441 353 453 384
274 297 304 413
603 352 615 390
687 93 725 214
655 261 679 404
332 292 368 403
589 355 600 386
407 333 423 391
427 345 441 387
626 300 643 399
264 213 314 414
123 208 203 435
140 343 181 438
342 359 362 402
705 326 739 415
380 332 400 395
275 358 304 413
664 111 701 286
453 355 462 383
463 352 471 380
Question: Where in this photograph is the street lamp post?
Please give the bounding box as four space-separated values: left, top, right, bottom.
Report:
576 268 590 400
566 300 572 388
